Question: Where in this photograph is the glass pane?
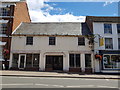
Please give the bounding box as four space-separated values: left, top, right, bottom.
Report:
78 37 85 45
117 55 120 68
69 54 74 67
104 24 112 34
20 55 25 68
118 38 120 49
85 54 91 67
46 56 53 68
49 37 55 45
26 54 32 67
103 55 111 68
33 54 39 67
26 37 33 45
76 54 80 67
111 55 117 68
117 24 120 33
105 38 113 49
12 54 19 67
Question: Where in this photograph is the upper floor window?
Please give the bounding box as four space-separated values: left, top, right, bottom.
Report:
105 38 113 49
104 24 112 34
0 23 7 34
118 38 120 49
0 7 10 16
78 37 85 46
69 54 80 68
117 24 120 34
49 37 56 45
26 36 33 45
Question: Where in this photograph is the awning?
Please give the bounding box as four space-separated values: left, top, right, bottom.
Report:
0 41 6 46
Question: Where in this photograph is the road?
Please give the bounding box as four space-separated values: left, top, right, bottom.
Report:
1 76 119 88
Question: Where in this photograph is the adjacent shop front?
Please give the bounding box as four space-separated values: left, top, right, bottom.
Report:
99 50 120 72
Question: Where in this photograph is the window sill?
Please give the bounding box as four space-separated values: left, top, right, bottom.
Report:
104 33 112 35
105 49 113 50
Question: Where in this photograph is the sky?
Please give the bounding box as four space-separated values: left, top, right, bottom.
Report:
1 0 119 22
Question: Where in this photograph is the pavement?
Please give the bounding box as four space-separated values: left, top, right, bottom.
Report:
0 70 120 79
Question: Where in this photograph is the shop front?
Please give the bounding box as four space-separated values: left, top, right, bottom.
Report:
11 53 40 71
99 50 120 73
103 54 120 70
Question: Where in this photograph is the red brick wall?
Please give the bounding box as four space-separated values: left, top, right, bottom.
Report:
12 2 31 31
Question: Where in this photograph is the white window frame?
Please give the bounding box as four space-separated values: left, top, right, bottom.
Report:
18 54 26 69
105 38 113 49
104 24 112 34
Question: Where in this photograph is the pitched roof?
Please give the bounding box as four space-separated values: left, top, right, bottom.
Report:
86 16 120 23
13 22 84 36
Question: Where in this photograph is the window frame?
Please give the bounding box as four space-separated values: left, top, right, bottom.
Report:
104 24 112 34
12 54 19 68
117 24 120 34
69 54 80 68
26 36 33 45
78 37 85 46
0 23 7 34
0 7 10 16
105 38 113 49
103 54 120 69
118 38 120 49
85 54 91 68
25 54 40 68
49 37 56 45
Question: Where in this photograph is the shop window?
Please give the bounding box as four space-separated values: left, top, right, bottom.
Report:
49 37 56 45
104 24 112 34
118 38 120 49
103 55 111 68
46 56 53 68
26 37 33 45
103 55 120 69
0 46 3 60
69 54 80 68
26 54 32 67
105 38 113 49
33 54 39 67
12 54 19 67
78 37 85 46
85 54 91 67
117 24 120 34
26 54 39 68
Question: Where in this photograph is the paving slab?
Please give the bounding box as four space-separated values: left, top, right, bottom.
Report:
0 70 119 79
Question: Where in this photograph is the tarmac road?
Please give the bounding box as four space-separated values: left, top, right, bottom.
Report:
1 76 119 89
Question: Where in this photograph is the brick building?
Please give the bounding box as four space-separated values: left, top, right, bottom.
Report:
0 0 31 69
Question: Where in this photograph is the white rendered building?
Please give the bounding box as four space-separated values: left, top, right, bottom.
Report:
86 16 120 73
9 22 94 73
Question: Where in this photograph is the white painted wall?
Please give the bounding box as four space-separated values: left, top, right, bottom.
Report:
10 36 93 71
93 22 120 72
93 22 119 50
11 36 91 51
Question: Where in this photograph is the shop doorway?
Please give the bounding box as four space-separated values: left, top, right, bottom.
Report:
18 54 26 69
46 56 63 70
